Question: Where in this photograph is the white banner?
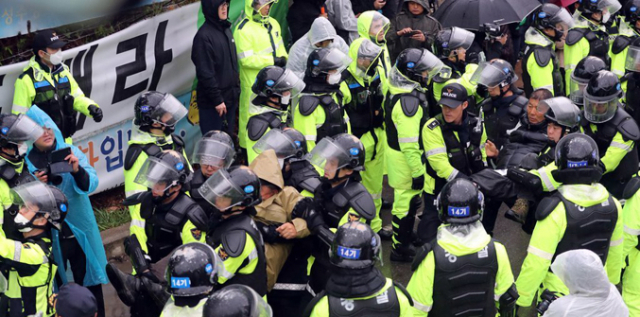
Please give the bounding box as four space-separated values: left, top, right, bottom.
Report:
0 3 202 193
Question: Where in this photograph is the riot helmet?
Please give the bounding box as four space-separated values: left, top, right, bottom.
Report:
165 243 222 297
306 48 352 85
252 128 306 164
532 4 575 41
433 27 475 60
578 0 621 23
252 66 305 110
395 48 447 87
543 97 582 132
569 56 607 105
436 178 484 225
583 70 622 123
552 133 602 184
192 130 235 174
203 285 273 317
12 182 68 232
134 91 187 135
354 39 382 80
134 150 192 201
623 0 640 27
471 59 518 98
330 222 381 270
0 114 43 160
198 166 262 212
307 133 365 181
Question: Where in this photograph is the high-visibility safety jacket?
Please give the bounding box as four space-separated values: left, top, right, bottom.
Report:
609 21 639 78
292 88 351 151
160 297 207 317
234 0 288 148
564 16 610 92
515 184 624 306
521 28 562 96
13 57 98 139
622 177 640 317
357 11 392 95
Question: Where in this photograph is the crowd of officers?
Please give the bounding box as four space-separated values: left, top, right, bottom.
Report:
4 0 640 316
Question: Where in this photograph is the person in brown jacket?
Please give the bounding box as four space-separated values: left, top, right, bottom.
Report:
386 0 442 62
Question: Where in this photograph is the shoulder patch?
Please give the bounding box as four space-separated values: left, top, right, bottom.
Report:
222 230 247 258
535 195 561 220
533 47 552 67
124 145 144 171
427 118 440 130
612 35 633 54
623 177 640 200
399 94 420 117
299 95 321 116
191 228 203 240
565 28 586 46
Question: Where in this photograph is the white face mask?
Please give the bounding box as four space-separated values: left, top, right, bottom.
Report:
17 143 28 157
327 73 342 85
280 94 291 105
277 158 285 169
47 50 64 65
14 213 33 232
602 11 611 24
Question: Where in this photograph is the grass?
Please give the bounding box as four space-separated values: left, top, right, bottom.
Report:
94 207 130 231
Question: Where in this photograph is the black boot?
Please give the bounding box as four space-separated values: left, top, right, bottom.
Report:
106 263 140 306
390 244 416 262
140 276 171 310
378 225 393 241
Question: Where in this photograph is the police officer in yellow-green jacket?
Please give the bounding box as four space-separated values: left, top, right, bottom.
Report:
564 0 621 91
199 166 268 297
609 0 640 78
384 48 445 262
234 0 288 150
620 176 640 317
521 4 574 97
108 150 208 317
419 82 487 243
13 30 103 142
515 134 624 309
408 179 518 317
356 11 391 93
4 182 69 317
303 222 414 317
293 48 352 151
342 38 386 235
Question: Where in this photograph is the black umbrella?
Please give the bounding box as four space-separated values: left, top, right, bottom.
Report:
433 0 541 30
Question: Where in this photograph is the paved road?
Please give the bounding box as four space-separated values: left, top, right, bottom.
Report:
103 179 538 316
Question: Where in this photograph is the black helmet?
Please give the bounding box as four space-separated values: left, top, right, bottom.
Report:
579 0 621 17
0 114 43 160
330 222 381 270
552 134 602 184
283 128 308 156
433 27 475 59
193 130 236 170
623 0 640 24
306 48 351 79
307 133 366 177
252 66 305 110
252 128 306 161
198 166 262 212
532 4 575 41
583 70 622 123
11 182 69 231
203 285 273 317
436 178 484 225
395 48 445 86
471 59 518 89
569 56 607 105
134 150 192 199
134 91 187 134
542 97 582 132
165 242 221 297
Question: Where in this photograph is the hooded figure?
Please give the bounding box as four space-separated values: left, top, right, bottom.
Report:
325 0 359 43
545 249 629 317
25 106 107 308
287 18 351 80
386 0 442 62
192 0 240 135
249 149 309 290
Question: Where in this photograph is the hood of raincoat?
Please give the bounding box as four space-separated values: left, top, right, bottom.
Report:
436 221 492 256
347 38 382 84
388 66 421 94
309 18 337 47
202 0 228 24
357 11 390 42
245 0 274 22
401 0 429 15
558 183 609 207
249 149 284 190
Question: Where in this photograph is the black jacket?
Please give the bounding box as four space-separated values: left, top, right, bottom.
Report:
191 0 239 109
288 0 326 43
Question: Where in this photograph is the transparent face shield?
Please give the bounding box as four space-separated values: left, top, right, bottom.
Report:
307 138 353 175
583 91 619 123
625 45 640 72
198 170 254 211
569 73 590 105
470 62 517 88
11 182 57 213
415 50 447 82
448 27 475 51
5 114 44 144
272 69 306 99
550 7 575 36
134 156 183 191
543 97 581 128
192 139 235 169
598 0 622 23
355 40 382 79
252 129 301 161
368 13 391 43
312 48 353 76
150 94 188 128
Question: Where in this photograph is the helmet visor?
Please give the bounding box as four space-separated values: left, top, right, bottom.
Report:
355 40 382 75
192 139 235 169
314 48 352 75
252 129 300 159
198 170 252 211
542 97 581 128
470 62 517 88
368 13 391 40
134 156 182 189
11 182 57 213
272 69 306 98
449 27 475 51
549 7 575 31
583 91 618 123
307 138 353 174
5 115 44 144
415 50 446 81
569 73 589 105
625 45 640 72
150 94 188 127
598 0 622 15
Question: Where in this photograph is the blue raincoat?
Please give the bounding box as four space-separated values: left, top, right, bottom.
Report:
25 106 108 287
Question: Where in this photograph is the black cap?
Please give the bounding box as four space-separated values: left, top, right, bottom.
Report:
55 283 98 317
32 29 66 53
439 83 468 108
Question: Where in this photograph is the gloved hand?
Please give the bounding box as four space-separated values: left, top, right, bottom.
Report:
88 105 103 122
141 269 159 284
256 222 283 243
274 56 287 67
303 206 326 231
411 175 424 190
291 197 314 219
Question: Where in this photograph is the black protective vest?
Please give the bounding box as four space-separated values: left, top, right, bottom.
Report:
522 43 563 97
567 27 609 63
482 95 527 149
384 91 428 152
343 73 384 139
210 213 268 296
299 94 347 142
0 164 35 241
327 284 401 317
431 241 498 317
124 135 183 171
23 67 77 138
247 111 286 141
319 180 376 229
554 193 617 264
285 159 322 194
426 114 485 194
623 73 640 125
